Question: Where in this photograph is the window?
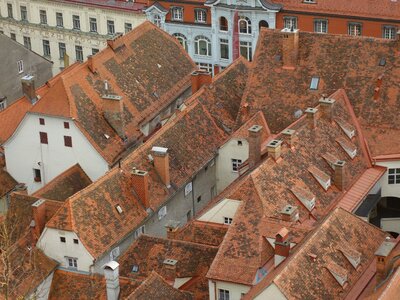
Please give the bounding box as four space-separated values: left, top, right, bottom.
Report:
92 48 99 55
348 23 362 36
240 41 252 61
43 40 51 57
284 16 297 29
73 239 79 244
231 158 242 172
197 195 202 203
10 33 16 41
220 39 229 59
310 76 319 90
134 225 145 238
239 16 251 34
158 206 167 220
107 20 115 35
39 10 47 25
171 7 183 21
125 22 132 33
23 36 31 50
75 45 83 62
67 257 78 269
194 35 211 56
7 3 13 18
314 19 328 33
60 237 66 243
388 168 400 184
383 26 396 40
238 140 243 146
64 122 70 129
224 217 233 225
34 168 42 182
110 247 120 260
304 0 316 2
195 9 206 23
59 42 66 59
64 136 72 147
220 16 228 31
196 62 213 73
219 289 230 300
24 36 32 50
0 100 6 111
131 265 139 272
56 12 63 27
20 6 27 21
40 132 48 144
153 15 161 27
39 118 45 125
89 18 97 32
173 33 187 51
72 15 80 30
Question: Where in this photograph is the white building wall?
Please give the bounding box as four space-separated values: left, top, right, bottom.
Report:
28 271 54 300
38 227 94 272
0 0 146 74
254 283 287 300
4 113 109 193
216 138 249 193
208 280 251 300
375 160 400 198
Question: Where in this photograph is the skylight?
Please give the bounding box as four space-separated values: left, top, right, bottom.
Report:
379 57 386 67
310 77 320 90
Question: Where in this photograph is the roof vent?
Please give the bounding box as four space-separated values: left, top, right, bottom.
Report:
291 186 316 211
336 137 357 159
308 165 331 191
322 152 339 170
280 205 299 222
327 262 348 287
163 259 178 266
340 248 361 269
104 134 110 139
378 57 386 67
294 109 303 119
335 119 356 139
115 205 123 214
131 264 139 273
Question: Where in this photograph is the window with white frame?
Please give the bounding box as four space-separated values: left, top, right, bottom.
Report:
348 23 362 36
153 15 161 27
196 62 213 73
388 168 400 184
194 35 211 56
314 19 328 33
107 20 115 35
17 60 23 74
220 39 229 59
134 225 145 238
218 289 230 300
231 158 242 172
284 16 297 29
171 7 183 21
224 217 233 225
173 33 187 51
72 15 80 30
240 41 252 61
0 100 6 111
195 9 206 23
383 26 396 39
158 206 167 220
66 257 78 269
239 16 251 34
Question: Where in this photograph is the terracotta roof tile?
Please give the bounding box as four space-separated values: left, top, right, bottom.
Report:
0 98 31 144
0 168 17 197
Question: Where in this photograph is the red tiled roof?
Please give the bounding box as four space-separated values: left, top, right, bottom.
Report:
0 97 31 144
0 168 17 197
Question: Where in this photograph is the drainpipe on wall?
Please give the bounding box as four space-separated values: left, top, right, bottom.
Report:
191 175 197 218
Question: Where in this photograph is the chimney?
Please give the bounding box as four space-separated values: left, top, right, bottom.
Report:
334 160 346 191
280 205 299 223
103 261 120 300
14 183 28 194
267 139 283 161
131 168 150 209
281 129 296 149
165 220 180 240
21 75 37 104
274 227 291 267
259 236 270 267
191 70 212 94
319 95 336 121
305 107 318 129
213 64 220 76
374 87 380 101
281 28 299 70
152 146 171 188
107 33 124 51
376 74 383 88
375 238 396 282
248 125 263 168
162 259 177 283
87 55 96 73
32 199 46 238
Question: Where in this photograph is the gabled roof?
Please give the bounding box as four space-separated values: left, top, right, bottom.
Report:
0 168 17 198
241 29 400 157
0 97 31 144
33 164 92 201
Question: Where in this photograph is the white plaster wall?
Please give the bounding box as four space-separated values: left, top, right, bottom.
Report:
4 113 109 193
375 160 400 198
38 227 94 272
28 271 54 300
254 283 287 300
198 198 241 224
381 218 400 234
216 138 249 193
0 0 146 74
208 280 251 300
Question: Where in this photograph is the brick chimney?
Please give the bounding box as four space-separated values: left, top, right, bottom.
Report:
162 259 177 283
281 129 296 149
267 139 283 161
259 236 270 267
152 146 171 188
280 205 299 223
32 199 46 238
191 70 212 94
21 75 37 104
107 33 124 51
274 227 290 267
281 28 299 70
334 160 346 191
103 261 120 300
131 168 150 209
319 95 336 121
305 107 318 129
375 238 396 282
87 55 96 73
248 125 263 168
165 220 180 240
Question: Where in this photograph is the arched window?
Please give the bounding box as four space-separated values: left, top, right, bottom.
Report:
239 16 251 34
153 14 161 27
220 16 228 31
259 20 269 29
173 33 187 51
194 35 211 56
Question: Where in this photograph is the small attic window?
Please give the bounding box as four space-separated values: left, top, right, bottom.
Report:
115 205 123 214
310 77 319 90
131 264 139 273
238 140 243 146
379 57 386 67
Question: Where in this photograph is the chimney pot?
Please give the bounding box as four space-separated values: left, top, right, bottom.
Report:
21 75 37 104
281 129 296 149
280 205 299 222
267 139 283 161
165 220 180 240
281 28 299 70
248 125 263 168
274 227 291 267
103 261 120 300
152 146 171 188
334 160 346 191
305 107 318 128
375 239 396 283
131 169 150 209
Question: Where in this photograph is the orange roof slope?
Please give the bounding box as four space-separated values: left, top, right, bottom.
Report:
0 98 31 144
242 29 400 157
0 168 17 197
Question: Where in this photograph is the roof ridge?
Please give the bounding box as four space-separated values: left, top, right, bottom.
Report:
138 234 219 250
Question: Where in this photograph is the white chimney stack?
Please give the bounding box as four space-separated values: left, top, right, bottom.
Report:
103 261 120 300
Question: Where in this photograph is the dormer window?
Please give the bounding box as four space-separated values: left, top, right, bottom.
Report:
336 137 357 159
308 166 331 191
171 7 183 21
